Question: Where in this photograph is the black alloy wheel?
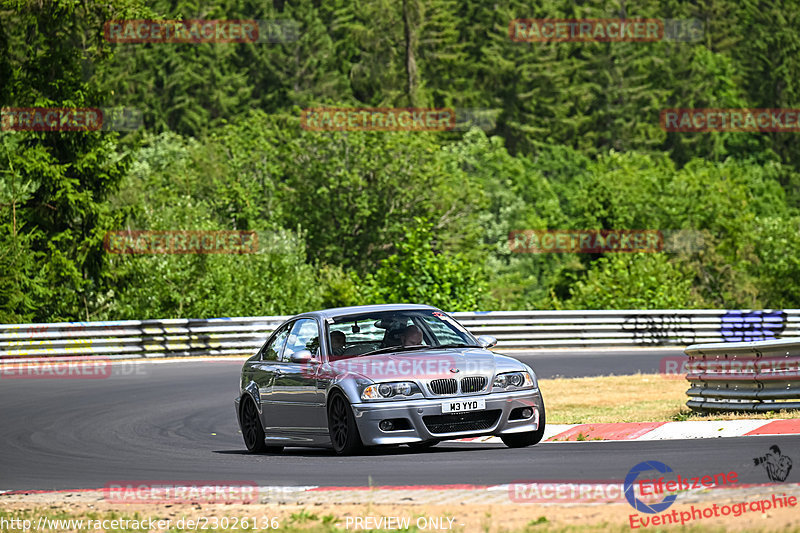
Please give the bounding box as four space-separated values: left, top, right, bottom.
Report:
327 392 363 455
241 397 283 453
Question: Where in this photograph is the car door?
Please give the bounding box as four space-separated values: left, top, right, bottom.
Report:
269 318 328 440
250 322 292 434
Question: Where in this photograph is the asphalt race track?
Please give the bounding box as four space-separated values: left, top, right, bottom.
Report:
0 353 790 491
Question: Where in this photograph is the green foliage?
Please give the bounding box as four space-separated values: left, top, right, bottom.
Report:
0 1 153 321
564 254 699 310
101 129 318 318
104 229 321 319
0 205 47 323
3 0 800 323
272 112 483 273
315 264 366 310
752 216 800 308
363 219 489 311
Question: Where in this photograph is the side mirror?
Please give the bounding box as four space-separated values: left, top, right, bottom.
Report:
477 335 497 349
290 349 318 364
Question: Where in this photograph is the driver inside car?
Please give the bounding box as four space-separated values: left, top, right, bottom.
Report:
330 330 346 356
400 324 424 347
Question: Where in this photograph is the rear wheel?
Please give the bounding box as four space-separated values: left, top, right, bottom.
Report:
327 392 363 455
240 397 283 453
501 398 546 448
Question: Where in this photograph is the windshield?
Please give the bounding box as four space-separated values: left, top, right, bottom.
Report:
327 309 478 360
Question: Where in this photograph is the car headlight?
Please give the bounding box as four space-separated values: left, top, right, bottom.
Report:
493 371 536 390
361 381 420 400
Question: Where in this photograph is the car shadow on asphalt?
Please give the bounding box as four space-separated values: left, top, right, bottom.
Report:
212 444 502 457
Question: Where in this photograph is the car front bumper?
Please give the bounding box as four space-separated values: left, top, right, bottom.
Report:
351 389 543 446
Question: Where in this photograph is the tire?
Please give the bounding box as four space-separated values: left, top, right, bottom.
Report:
240 397 283 453
327 392 363 455
501 398 546 448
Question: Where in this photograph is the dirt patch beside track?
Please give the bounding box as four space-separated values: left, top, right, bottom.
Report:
3 484 800 532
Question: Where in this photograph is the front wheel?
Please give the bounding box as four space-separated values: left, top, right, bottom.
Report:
501 398 546 448
327 392 364 455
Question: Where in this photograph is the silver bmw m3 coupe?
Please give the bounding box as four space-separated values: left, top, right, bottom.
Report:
236 304 545 455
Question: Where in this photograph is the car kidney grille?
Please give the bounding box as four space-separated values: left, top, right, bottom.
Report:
460 376 487 393
423 410 502 434
429 378 458 395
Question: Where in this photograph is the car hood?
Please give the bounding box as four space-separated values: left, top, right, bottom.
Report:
325 347 528 382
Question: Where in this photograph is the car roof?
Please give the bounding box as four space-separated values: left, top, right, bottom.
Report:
296 303 439 321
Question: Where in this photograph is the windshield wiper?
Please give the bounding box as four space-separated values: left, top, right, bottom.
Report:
359 345 434 357
358 343 482 357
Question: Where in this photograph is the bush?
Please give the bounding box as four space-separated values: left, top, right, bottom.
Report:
563 253 700 310
362 219 489 312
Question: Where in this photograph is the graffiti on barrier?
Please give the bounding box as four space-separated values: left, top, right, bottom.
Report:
622 315 696 345
720 310 786 342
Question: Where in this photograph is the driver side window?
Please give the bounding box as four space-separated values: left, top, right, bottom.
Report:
261 322 291 361
282 318 320 362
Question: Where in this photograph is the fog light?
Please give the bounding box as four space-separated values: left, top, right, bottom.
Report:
379 420 394 431
521 408 533 418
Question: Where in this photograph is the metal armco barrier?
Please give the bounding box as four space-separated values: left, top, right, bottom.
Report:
0 317 290 361
454 309 798 348
684 338 800 412
1 309 798 361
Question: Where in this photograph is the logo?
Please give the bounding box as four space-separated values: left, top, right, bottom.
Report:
103 19 298 44
509 18 702 43
103 230 258 254
2 107 102 131
508 230 663 254
510 19 664 42
305 354 490 380
661 108 800 132
754 445 793 482
624 461 677 514
0 358 112 379
1 107 142 132
509 480 626 503
300 107 455 132
659 356 800 380
720 310 787 342
104 481 258 504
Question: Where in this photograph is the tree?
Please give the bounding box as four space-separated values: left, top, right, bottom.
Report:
364 219 489 311
103 130 320 318
563 253 700 310
0 136 47 322
273 111 482 272
0 0 144 321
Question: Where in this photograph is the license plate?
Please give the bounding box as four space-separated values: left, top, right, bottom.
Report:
442 399 486 413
